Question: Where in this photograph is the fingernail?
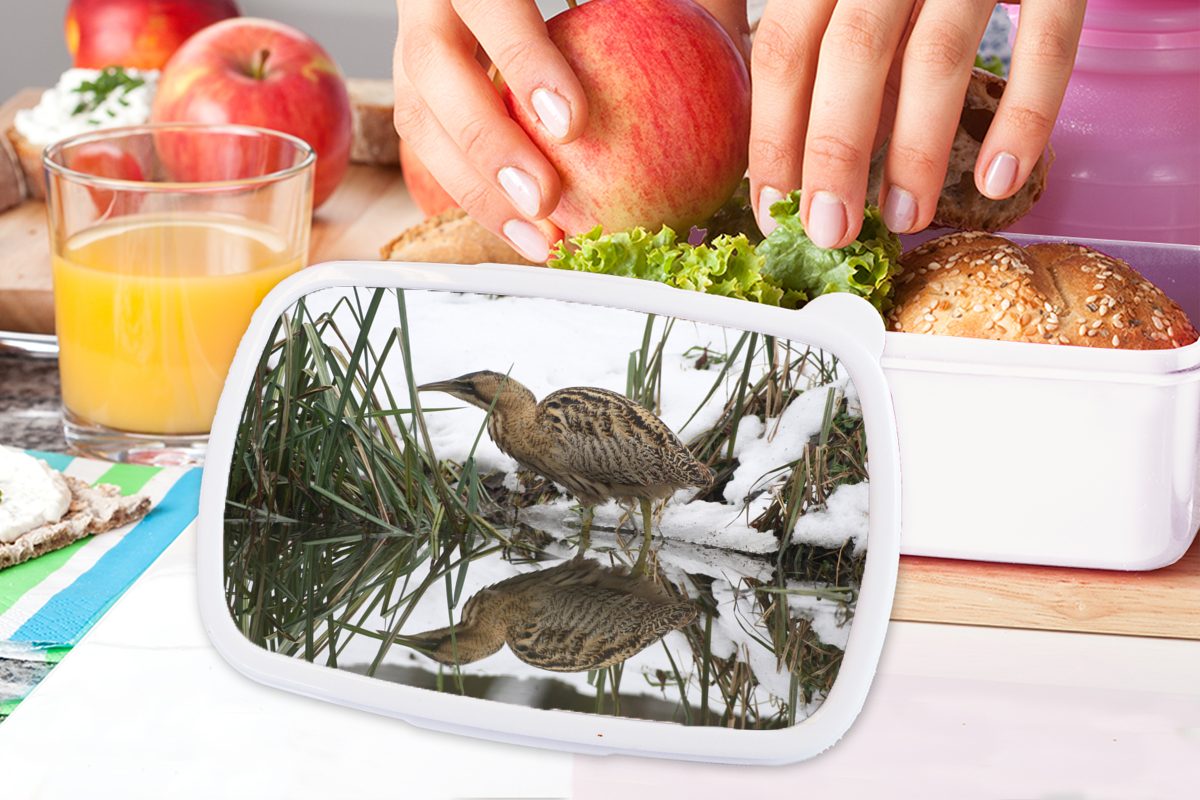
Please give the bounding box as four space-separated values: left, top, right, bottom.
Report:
882 185 917 232
503 218 550 262
498 166 541 218
531 88 571 139
983 151 1019 199
807 191 847 249
757 186 783 236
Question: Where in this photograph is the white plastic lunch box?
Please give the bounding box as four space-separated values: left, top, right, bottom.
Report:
885 233 1200 570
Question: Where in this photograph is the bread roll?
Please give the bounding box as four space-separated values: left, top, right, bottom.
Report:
381 208 538 266
0 130 26 212
889 231 1198 349
6 126 44 200
347 78 400 167
867 68 1051 232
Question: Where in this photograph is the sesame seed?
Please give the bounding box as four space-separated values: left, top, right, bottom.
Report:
1152 316 1165 330
1091 320 1103 329
1001 299 1012 311
924 314 936 322
920 321 934 333
1088 329 1098 337
1059 335 1071 344
1112 335 1120 347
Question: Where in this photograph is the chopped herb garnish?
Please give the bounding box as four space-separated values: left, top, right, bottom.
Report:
71 67 146 116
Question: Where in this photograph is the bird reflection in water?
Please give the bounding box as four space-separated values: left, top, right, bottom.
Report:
405 557 698 672
417 371 713 574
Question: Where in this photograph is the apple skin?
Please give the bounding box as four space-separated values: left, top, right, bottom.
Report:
151 18 351 208
502 0 749 235
66 0 240 70
399 139 458 218
70 140 147 215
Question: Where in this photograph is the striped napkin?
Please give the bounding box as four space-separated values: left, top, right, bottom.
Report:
0 451 201 716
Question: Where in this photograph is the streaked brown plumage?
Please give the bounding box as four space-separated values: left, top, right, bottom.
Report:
406 557 698 671
418 371 713 572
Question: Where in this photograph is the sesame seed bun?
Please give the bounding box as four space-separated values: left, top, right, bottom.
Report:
888 231 1199 350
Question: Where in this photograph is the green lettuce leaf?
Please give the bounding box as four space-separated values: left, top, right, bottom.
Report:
757 191 902 312
549 189 901 313
549 227 780 305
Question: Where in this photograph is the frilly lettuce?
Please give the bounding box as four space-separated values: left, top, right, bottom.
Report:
757 191 902 313
548 190 901 313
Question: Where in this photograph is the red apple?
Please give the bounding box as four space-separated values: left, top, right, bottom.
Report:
150 18 351 208
399 139 458 218
66 0 240 70
502 0 749 235
70 140 146 214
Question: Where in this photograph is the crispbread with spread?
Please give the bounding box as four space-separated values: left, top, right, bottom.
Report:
0 477 151 570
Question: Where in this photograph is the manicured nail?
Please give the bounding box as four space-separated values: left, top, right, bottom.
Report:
807 191 847 249
503 218 550 262
882 185 917 232
983 151 1019 199
531 88 571 139
757 186 783 236
498 166 541 218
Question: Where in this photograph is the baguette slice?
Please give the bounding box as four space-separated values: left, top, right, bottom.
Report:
0 128 26 211
867 68 1051 232
348 78 400 167
0 477 152 570
5 126 44 200
381 208 539 266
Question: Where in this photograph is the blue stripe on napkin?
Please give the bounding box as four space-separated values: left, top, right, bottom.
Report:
10 468 202 645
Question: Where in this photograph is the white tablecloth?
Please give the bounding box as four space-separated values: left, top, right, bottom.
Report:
1 525 1196 799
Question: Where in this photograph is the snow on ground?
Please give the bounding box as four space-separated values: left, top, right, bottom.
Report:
791 481 871 554
786 585 855 650
298 288 869 720
723 376 853 506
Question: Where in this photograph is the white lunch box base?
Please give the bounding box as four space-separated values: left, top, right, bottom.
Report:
885 233 1200 570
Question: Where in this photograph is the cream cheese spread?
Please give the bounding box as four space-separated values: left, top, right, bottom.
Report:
0 446 72 543
14 67 158 147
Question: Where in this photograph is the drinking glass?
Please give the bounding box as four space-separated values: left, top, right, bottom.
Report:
44 123 314 465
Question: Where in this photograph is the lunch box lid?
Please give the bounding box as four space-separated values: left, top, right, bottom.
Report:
195 260 904 765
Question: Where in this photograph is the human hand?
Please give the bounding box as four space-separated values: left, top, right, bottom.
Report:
393 0 749 262
748 1 1085 247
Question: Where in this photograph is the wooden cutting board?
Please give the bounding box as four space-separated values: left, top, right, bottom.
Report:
894 537 1200 640
3 92 1197 640
0 88 420 335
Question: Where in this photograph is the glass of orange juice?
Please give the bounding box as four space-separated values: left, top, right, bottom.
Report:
44 124 314 464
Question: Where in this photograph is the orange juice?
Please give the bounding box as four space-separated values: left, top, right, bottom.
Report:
54 214 304 435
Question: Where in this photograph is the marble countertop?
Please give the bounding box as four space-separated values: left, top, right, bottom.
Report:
0 352 64 452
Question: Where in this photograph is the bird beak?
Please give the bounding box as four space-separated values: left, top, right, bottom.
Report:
416 380 461 394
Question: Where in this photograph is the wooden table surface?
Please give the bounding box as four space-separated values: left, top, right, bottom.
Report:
3 90 1197 641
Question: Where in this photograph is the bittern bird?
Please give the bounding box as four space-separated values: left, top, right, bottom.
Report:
406 557 698 671
418 371 713 573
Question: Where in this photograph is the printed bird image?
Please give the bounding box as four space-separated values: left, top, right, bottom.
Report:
417 371 714 573
404 557 699 671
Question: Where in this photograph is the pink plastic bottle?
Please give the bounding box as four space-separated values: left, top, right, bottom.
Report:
1006 0 1200 245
